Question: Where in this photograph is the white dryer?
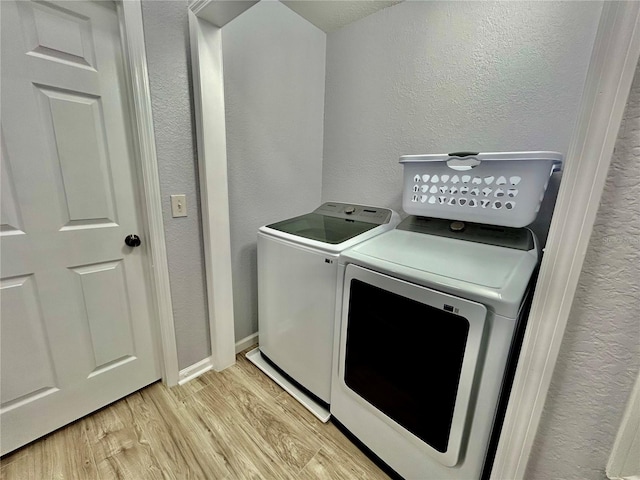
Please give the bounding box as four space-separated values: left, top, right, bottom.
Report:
330 216 539 479
248 202 399 421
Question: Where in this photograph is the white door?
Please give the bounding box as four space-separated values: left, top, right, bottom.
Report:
335 264 487 468
1 0 160 455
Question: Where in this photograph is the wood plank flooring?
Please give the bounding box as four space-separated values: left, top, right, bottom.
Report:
0 347 391 480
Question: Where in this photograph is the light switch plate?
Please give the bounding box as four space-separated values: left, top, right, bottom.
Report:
171 194 187 217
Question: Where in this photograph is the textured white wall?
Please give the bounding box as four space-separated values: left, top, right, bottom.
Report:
222 1 326 341
141 1 210 369
138 0 608 374
526 62 640 480
322 1 602 217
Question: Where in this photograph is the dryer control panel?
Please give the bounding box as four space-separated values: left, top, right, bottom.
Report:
314 202 393 225
397 215 535 251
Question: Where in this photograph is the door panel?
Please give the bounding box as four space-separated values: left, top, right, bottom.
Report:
70 260 136 370
20 0 97 67
0 275 58 407
337 264 487 467
36 85 117 226
344 278 471 454
0 0 160 455
0 133 23 235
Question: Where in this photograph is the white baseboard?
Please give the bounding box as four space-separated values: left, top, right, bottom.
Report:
235 332 258 354
177 332 259 385
178 356 213 385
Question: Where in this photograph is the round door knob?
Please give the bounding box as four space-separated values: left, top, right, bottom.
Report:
124 234 141 247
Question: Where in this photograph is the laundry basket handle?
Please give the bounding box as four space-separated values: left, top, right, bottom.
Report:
446 157 481 171
447 151 479 157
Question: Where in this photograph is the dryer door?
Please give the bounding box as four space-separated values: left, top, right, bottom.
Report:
337 264 487 467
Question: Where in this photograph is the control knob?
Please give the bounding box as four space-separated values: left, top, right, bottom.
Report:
450 221 466 232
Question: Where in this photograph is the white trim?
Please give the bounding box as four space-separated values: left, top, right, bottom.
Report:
235 332 259 354
188 10 236 372
190 0 259 28
177 332 258 385
189 0 210 16
120 1 180 386
490 3 640 479
178 357 214 385
607 372 640 480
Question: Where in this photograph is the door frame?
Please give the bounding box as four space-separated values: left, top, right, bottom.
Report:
490 3 640 477
188 0 640 476
186 4 247 372
117 0 179 386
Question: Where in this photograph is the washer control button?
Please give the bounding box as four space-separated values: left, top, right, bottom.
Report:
344 206 356 214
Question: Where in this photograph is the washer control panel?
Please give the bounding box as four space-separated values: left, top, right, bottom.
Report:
314 202 393 225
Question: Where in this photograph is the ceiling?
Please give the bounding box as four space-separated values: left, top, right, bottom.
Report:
280 1 402 33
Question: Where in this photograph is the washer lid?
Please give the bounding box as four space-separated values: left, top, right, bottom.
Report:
265 202 394 244
341 229 538 317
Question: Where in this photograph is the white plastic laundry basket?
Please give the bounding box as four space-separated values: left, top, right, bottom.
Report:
401 151 563 228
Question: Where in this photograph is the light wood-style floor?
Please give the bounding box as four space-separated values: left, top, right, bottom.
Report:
0 347 391 480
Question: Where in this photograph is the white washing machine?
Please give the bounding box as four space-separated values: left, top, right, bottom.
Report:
330 215 539 479
247 202 399 421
